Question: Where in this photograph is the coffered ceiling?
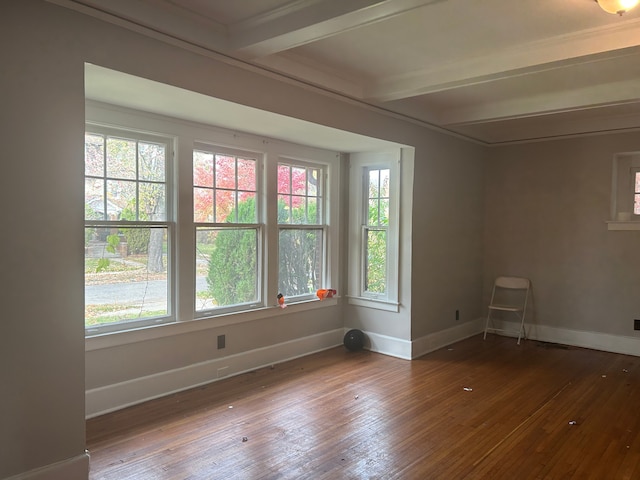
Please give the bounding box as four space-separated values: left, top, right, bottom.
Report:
52 0 640 145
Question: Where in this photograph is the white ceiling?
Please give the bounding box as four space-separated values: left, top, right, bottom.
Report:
55 0 640 145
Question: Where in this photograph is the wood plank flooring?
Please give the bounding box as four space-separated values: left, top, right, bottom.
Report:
87 334 640 479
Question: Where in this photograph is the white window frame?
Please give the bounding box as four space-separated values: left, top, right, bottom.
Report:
193 143 264 316
609 153 640 230
84 102 340 340
632 167 640 218
84 124 175 335
277 157 327 301
347 150 400 311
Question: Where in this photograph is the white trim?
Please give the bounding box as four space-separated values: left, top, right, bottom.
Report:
86 328 343 418
353 329 412 360
487 320 640 357
346 296 400 312
86 297 338 351
412 318 485 359
5 452 90 480
351 320 485 361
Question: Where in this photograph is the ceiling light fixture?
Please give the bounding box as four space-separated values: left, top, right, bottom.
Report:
596 0 639 15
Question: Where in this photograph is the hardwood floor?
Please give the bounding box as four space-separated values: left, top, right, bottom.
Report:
87 334 640 479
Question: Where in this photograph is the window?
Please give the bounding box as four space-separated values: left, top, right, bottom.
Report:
610 153 640 229
193 145 261 313
634 168 640 216
85 103 340 336
277 161 325 299
364 167 390 295
347 151 400 311
84 127 172 333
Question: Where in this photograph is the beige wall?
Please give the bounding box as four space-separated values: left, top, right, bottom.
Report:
485 133 640 337
411 134 487 337
1 2 87 478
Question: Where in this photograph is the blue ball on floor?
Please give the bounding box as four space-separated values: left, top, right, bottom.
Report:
343 329 365 351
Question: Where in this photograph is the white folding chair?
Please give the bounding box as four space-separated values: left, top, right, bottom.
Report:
483 276 530 345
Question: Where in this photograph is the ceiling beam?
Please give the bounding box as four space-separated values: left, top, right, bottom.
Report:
366 18 640 102
439 79 640 126
229 0 441 58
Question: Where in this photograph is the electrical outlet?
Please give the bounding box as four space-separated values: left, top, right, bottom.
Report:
634 320 640 331
217 334 226 349
456 309 460 321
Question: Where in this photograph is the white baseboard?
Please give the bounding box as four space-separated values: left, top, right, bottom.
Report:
86 329 344 418
345 320 485 360
353 329 412 359
5 452 90 480
486 320 640 356
411 318 485 359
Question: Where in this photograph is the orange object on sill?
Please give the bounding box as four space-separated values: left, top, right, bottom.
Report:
316 289 337 300
277 293 287 308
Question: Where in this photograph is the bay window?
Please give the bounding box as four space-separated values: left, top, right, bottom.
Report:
85 104 339 336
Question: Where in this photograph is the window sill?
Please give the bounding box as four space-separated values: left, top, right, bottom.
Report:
346 296 399 312
607 221 640 231
85 297 338 351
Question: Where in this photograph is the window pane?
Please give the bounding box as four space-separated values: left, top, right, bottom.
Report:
106 137 136 180
139 182 166 221
279 228 323 297
194 151 214 187
85 178 105 220
368 199 379 226
106 179 135 219
379 169 390 197
194 187 213 222
278 164 291 194
85 134 104 177
369 170 380 197
237 193 257 223
292 167 306 195
215 190 235 223
215 155 236 189
278 194 291 223
139 142 165 182
307 197 319 224
365 229 387 294
379 198 390 226
196 227 258 310
308 168 319 196
291 196 307 224
237 158 256 190
85 226 168 327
